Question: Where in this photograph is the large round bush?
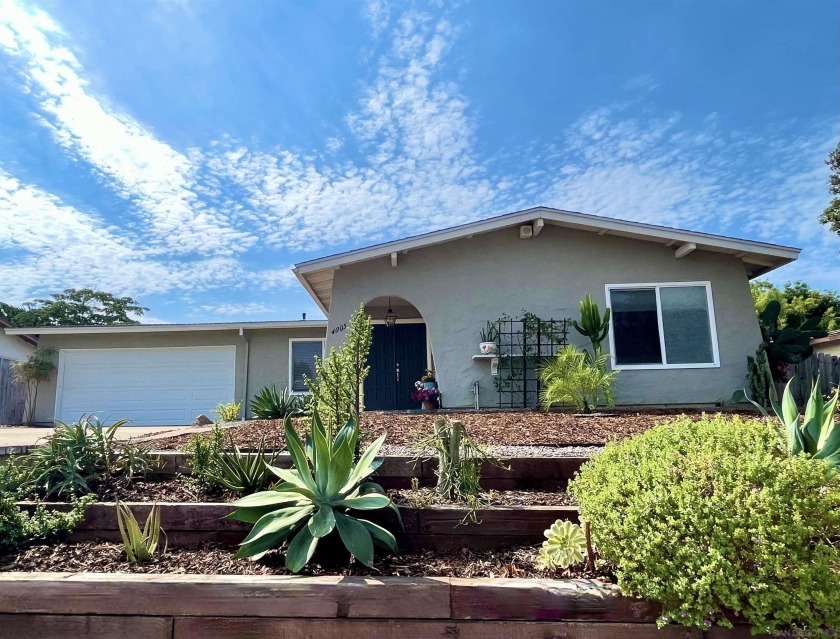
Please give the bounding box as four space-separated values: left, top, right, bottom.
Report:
571 414 840 633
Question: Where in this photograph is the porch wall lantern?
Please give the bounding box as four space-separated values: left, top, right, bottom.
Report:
384 297 398 327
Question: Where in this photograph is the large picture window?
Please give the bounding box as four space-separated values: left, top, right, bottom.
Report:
605 282 719 369
289 339 324 393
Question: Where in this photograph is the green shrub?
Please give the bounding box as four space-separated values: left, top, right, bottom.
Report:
184 422 226 492
212 401 242 423
17 417 157 498
571 415 840 634
0 492 93 555
250 385 306 420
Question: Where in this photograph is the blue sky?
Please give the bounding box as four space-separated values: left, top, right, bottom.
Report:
0 0 837 323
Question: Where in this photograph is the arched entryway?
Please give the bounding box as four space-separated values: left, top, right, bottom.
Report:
363 296 430 411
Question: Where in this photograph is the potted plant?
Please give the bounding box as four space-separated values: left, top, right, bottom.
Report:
412 382 441 410
420 369 437 390
479 321 499 355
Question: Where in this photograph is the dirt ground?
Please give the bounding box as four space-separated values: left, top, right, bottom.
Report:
0 540 604 580
147 408 755 451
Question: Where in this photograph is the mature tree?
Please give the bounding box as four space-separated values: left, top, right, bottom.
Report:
821 141 840 236
11 347 57 424
750 280 839 332
1 289 149 327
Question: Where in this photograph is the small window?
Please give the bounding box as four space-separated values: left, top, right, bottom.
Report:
606 282 719 369
289 340 324 393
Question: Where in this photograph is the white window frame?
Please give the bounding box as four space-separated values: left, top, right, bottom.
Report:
604 281 720 371
288 338 325 395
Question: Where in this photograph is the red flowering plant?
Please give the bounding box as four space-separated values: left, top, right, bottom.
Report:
411 384 441 402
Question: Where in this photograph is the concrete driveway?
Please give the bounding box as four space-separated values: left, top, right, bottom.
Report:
0 426 188 452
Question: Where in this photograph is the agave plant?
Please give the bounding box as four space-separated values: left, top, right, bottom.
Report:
739 376 840 470
537 520 586 570
228 411 399 571
250 384 306 419
207 436 274 495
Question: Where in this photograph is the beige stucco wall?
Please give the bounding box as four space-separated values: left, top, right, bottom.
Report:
0 332 34 361
32 326 325 424
326 224 763 407
814 343 840 357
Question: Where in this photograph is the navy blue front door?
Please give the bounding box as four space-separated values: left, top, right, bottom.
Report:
365 324 427 411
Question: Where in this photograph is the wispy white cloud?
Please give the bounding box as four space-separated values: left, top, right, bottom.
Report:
0 0 254 255
0 0 836 316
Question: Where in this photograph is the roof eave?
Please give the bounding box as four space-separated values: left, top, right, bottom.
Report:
4 320 329 337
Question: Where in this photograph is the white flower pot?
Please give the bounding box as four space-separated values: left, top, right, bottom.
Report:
479 342 497 355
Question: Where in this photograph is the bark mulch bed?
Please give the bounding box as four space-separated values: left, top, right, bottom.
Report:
95 476 234 503
93 476 576 506
390 487 576 507
0 541 604 581
147 408 750 451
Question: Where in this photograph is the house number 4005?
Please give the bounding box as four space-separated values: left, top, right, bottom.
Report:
331 323 347 335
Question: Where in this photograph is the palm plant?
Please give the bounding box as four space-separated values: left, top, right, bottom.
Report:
228 411 399 571
539 346 617 414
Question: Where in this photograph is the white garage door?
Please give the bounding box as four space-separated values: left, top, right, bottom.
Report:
56 347 236 426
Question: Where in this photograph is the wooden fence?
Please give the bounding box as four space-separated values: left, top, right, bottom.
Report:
0 358 26 425
789 353 840 403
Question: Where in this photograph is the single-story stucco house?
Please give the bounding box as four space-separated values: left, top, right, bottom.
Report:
4 207 799 426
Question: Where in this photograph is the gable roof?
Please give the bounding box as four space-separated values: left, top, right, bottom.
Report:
294 206 800 313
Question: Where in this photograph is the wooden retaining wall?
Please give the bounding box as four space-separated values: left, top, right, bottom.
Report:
152 451 588 490
24 501 579 552
0 573 770 639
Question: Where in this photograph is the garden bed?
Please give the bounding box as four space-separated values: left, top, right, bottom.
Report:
146 408 742 451
18 501 579 552
1 541 595 579
148 451 588 490
95 475 576 507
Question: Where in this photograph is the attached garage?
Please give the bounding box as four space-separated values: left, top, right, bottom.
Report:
55 347 236 426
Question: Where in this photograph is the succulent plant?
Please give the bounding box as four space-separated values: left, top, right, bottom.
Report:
740 376 840 471
572 294 611 360
537 520 586 570
228 411 399 571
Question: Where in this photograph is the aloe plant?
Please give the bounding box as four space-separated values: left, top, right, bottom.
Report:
739 377 840 470
116 501 166 563
207 436 274 495
228 411 399 571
